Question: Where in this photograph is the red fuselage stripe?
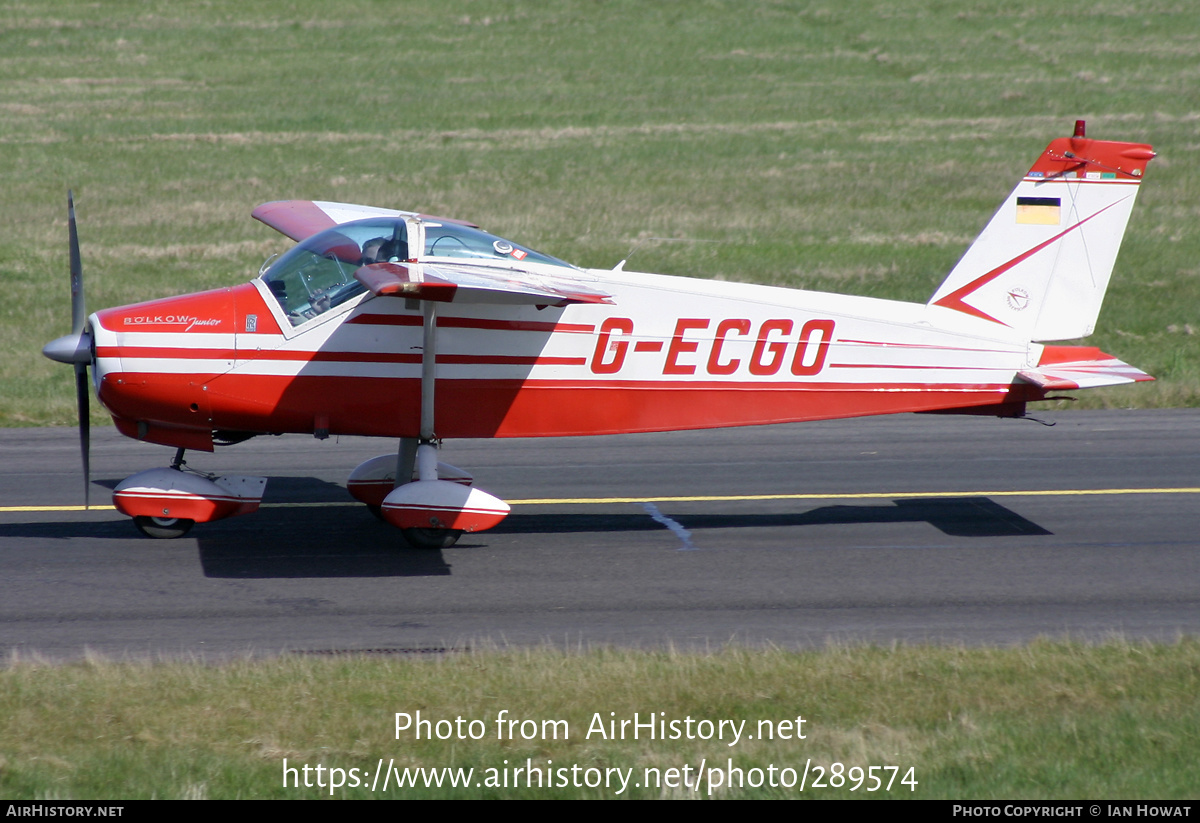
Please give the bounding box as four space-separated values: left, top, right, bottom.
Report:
346 314 596 334
837 338 1012 354
97 346 585 367
98 373 1035 442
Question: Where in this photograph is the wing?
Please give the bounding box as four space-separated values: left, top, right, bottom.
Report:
256 200 610 305
354 261 613 306
252 200 478 242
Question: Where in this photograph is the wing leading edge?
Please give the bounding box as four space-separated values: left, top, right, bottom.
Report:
252 200 479 242
355 261 613 306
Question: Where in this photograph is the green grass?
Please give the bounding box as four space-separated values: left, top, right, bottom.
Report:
3 0 1200 425
1 640 1197 799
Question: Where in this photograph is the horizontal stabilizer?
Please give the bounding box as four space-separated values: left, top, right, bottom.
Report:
1018 345 1152 391
354 262 613 306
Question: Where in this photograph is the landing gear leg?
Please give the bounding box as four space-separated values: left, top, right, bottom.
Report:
401 304 462 549
366 438 418 521
395 437 418 489
377 300 508 547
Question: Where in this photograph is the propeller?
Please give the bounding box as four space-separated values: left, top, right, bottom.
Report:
42 191 93 508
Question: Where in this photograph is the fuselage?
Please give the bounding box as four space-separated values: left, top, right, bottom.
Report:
91 266 1045 451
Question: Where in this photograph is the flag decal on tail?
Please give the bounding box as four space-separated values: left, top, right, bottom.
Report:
1016 196 1061 225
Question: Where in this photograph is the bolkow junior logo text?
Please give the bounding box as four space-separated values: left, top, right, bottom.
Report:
124 315 221 331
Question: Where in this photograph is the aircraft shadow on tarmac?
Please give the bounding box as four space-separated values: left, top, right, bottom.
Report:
673 497 1052 539
205 495 1048 577
2 481 1050 579
492 496 1052 539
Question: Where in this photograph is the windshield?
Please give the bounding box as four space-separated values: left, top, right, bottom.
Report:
422 222 575 269
261 218 405 326
261 216 575 326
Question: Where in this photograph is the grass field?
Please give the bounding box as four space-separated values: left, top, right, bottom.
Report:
3 0 1200 425
2 640 1198 800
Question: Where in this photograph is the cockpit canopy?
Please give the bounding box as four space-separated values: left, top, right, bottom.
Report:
260 216 576 326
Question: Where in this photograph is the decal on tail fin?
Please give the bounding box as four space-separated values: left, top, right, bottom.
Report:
928 122 1154 342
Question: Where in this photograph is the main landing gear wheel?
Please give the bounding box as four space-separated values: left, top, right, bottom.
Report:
401 528 462 549
133 515 195 539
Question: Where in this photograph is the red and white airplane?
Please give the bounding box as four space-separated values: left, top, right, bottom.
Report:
44 121 1155 546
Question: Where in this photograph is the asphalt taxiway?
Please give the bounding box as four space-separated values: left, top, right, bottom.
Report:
2 410 1198 660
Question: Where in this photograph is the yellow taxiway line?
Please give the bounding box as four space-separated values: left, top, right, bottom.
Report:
4 486 1200 514
503 487 1200 505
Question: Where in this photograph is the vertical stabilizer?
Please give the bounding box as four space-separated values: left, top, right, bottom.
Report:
928 124 1154 341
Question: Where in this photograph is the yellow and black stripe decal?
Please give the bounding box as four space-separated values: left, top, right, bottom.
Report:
1016 196 1061 225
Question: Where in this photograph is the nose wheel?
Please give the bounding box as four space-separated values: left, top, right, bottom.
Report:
401 527 463 549
115 465 267 538
133 515 195 539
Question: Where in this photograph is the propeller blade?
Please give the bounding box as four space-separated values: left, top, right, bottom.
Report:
75 362 91 509
67 191 91 508
68 190 86 335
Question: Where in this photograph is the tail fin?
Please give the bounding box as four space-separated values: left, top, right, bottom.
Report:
928 122 1154 342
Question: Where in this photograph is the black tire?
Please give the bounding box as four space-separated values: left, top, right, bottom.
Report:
133 516 195 539
401 528 462 549
366 504 387 522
